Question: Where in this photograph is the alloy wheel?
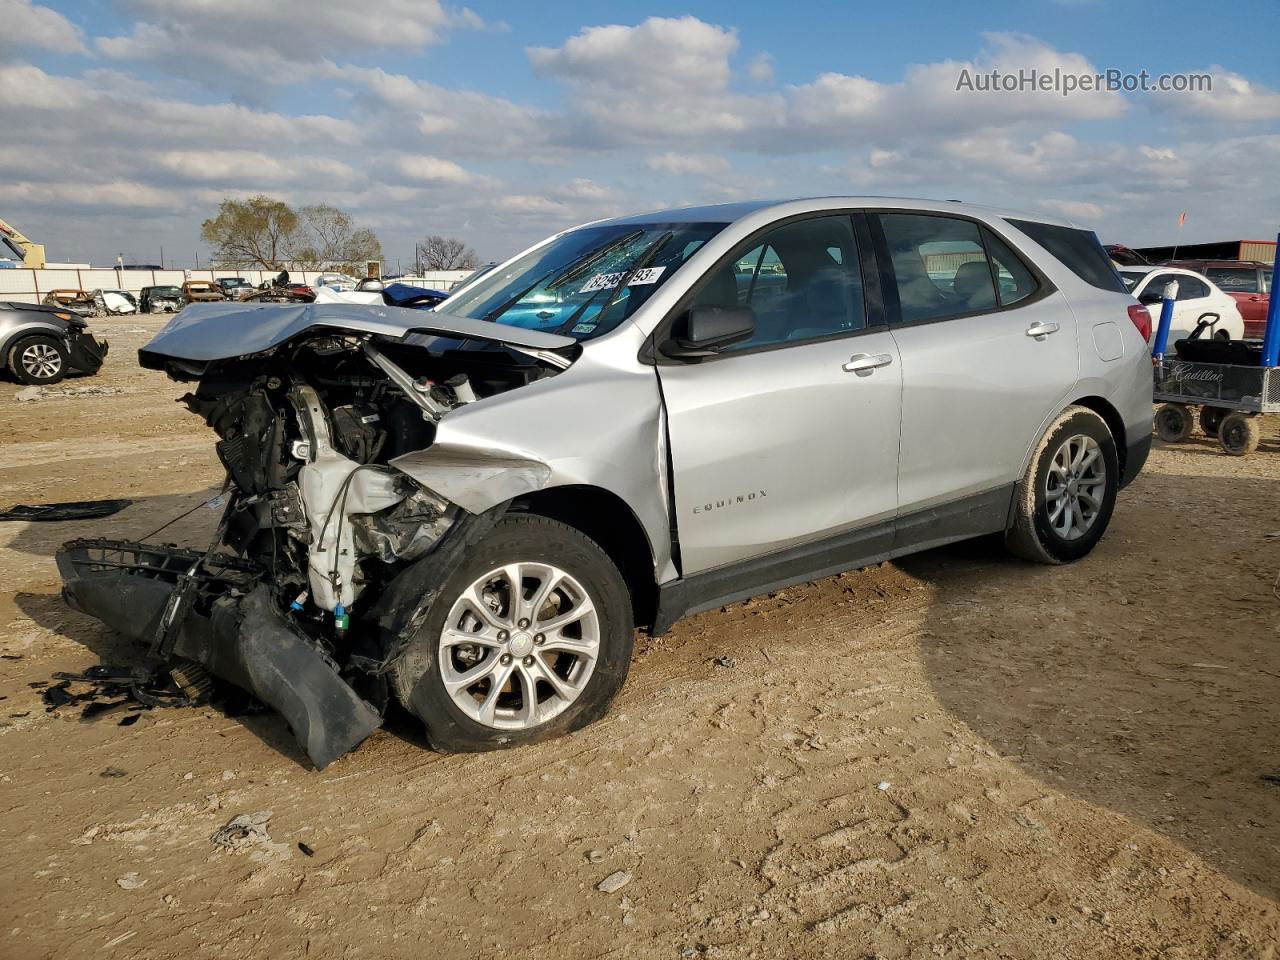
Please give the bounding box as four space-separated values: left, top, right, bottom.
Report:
20 342 62 380
1044 434 1106 541
438 562 600 730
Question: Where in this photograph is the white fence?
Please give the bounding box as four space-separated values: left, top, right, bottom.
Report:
0 268 474 305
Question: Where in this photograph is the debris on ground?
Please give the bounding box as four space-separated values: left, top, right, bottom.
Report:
116 872 146 890
712 655 738 669
0 499 132 522
586 849 604 863
39 661 215 719
211 811 273 849
14 385 123 402
298 842 315 857
597 870 632 894
100 767 127 778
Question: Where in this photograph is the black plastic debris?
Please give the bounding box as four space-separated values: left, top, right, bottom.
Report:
100 767 127 778
0 499 133 522
1262 774 1280 785
40 661 215 719
298 842 315 857
119 713 140 727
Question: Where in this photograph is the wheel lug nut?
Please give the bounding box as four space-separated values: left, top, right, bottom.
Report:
518 618 530 629
534 634 544 645
497 630 508 641
522 655 534 667
500 653 512 665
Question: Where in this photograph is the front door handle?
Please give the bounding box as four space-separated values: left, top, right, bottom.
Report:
1025 321 1060 339
842 352 893 373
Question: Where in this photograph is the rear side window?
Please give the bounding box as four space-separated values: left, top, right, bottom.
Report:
878 213 997 323
1007 218 1126 293
1205 267 1259 293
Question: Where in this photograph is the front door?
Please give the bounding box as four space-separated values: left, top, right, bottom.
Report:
656 213 902 574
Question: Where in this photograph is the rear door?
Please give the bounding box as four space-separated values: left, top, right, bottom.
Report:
872 211 1078 533
656 213 902 574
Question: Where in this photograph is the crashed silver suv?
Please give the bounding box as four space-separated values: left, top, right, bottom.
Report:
59 198 1153 767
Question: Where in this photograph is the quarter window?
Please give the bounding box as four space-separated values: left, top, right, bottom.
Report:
879 213 998 323
982 228 1039 307
687 215 867 351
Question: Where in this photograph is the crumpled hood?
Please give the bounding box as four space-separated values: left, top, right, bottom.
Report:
138 302 576 366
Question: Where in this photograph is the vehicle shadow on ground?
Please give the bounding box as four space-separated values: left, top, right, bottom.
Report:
903 470 1280 903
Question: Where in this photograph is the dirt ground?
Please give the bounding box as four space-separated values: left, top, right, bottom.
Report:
2 313 1278 960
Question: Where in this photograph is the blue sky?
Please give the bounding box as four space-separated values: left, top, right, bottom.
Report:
4 0 1279 267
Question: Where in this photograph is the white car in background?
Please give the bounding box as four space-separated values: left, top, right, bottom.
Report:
1117 266 1245 344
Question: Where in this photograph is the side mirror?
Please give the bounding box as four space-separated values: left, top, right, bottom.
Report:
1138 289 1163 305
661 305 755 359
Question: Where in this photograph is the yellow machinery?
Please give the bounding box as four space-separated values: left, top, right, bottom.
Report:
0 218 45 268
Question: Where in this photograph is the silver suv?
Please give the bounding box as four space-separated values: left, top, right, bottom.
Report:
59 198 1152 767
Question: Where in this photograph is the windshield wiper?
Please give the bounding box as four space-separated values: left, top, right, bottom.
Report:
557 231 674 334
545 229 645 291
481 229 645 323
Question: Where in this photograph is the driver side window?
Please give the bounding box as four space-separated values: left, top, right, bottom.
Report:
687 215 867 352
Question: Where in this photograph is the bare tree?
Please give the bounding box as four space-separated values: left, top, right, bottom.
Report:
415 235 479 272
293 204 383 272
201 196 298 269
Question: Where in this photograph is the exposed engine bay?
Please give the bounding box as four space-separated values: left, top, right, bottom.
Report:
57 304 575 768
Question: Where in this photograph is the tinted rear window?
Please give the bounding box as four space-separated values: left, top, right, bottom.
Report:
1007 218 1126 294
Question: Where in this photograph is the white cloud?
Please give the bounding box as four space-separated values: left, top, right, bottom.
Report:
395 155 475 184
646 153 732 176
97 0 483 94
748 53 774 84
529 16 738 94
0 0 86 57
1152 67 1280 121
1041 199 1105 221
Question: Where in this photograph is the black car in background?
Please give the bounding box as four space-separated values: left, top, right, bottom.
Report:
139 285 183 313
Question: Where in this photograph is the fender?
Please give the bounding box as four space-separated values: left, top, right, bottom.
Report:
0 319 67 369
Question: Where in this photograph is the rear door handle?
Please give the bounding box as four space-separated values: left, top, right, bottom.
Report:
842 352 893 373
1025 321 1060 339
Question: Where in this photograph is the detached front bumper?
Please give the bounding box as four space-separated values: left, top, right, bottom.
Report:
67 330 108 374
56 539 382 769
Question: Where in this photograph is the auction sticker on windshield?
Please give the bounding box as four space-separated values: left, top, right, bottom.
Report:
579 266 665 293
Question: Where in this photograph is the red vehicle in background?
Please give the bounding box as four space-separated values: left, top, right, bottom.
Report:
1163 260 1271 337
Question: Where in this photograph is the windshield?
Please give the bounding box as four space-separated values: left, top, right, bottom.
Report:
150 286 180 296
442 221 728 339
1118 270 1146 291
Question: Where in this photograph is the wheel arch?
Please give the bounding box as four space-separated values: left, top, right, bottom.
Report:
509 484 659 630
1069 394 1128 479
0 320 66 371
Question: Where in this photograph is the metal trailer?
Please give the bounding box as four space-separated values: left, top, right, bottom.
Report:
1153 358 1280 455
1152 232 1280 457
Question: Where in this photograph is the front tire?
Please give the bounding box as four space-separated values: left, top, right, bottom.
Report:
8 334 68 385
392 514 634 752
1006 406 1119 565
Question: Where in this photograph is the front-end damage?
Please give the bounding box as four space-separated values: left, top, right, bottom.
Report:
57 303 577 768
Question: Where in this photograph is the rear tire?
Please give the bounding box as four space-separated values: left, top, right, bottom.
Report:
8 334 68 385
1154 403 1193 443
1006 406 1119 565
1198 406 1226 437
1218 413 1260 457
391 514 634 753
